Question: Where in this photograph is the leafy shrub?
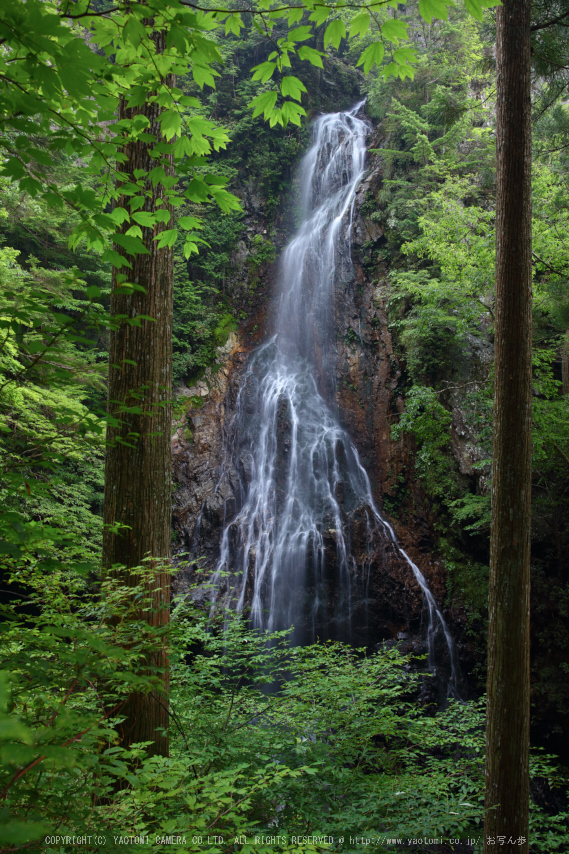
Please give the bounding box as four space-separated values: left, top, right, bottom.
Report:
3 577 569 853
391 385 457 506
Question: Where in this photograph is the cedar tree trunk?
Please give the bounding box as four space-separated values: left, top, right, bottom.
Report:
484 1 532 851
103 30 174 758
561 337 569 395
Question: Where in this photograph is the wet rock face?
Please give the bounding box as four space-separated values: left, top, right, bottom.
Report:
335 168 401 500
172 333 245 569
171 144 463 694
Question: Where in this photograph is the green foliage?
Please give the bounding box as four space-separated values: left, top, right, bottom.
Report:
171 213 243 383
391 385 456 504
365 6 495 258
171 273 222 384
374 4 569 748
0 258 109 567
381 172 496 392
0 0 498 288
2 579 568 851
447 493 491 535
0 562 171 849
3 0 569 847
532 158 569 336
0 0 497 389
388 269 478 384
248 235 277 270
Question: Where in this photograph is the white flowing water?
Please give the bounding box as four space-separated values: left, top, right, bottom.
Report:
210 104 459 695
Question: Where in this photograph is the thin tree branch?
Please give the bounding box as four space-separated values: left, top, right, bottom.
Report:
531 9 569 32
531 51 569 71
553 441 569 466
532 250 569 275
63 7 119 18
45 678 79 728
535 138 569 157
0 698 126 801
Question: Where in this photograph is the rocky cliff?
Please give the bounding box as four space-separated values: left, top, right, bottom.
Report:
171 117 473 697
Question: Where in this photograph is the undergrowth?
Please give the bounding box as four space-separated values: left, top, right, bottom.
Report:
1 565 568 854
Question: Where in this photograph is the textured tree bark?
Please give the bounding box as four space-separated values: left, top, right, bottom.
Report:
484 0 532 851
103 30 174 758
561 337 569 395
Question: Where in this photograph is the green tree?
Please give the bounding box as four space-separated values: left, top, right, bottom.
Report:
102 22 177 760
484 0 532 851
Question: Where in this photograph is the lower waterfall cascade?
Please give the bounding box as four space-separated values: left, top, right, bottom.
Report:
205 103 460 696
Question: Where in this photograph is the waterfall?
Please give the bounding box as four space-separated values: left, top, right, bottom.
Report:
210 103 459 695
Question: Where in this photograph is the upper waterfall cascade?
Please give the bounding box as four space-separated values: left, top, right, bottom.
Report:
209 103 459 694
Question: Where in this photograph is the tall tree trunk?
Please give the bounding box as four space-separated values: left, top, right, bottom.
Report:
561 336 569 395
103 30 174 758
484 1 532 851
